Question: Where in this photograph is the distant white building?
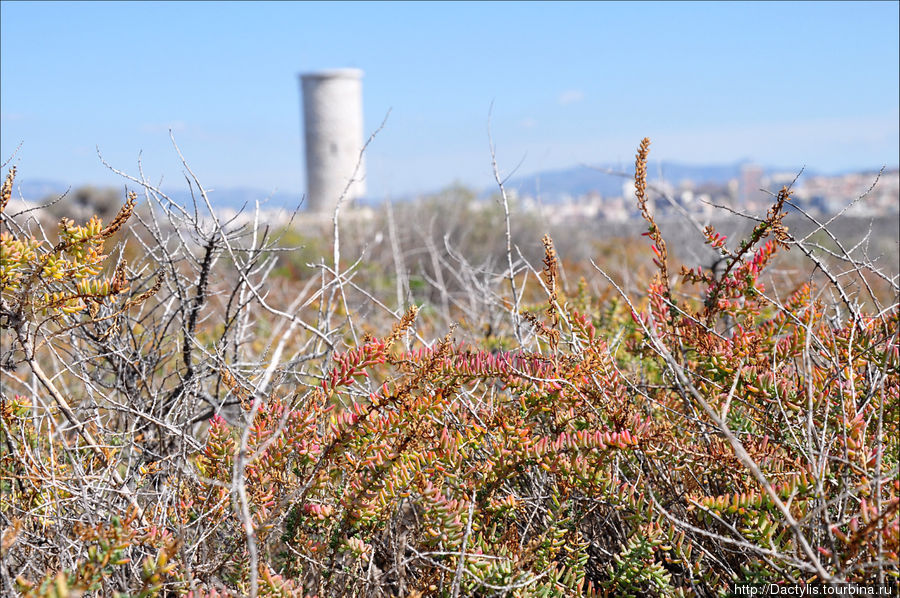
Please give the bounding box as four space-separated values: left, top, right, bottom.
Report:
739 163 765 209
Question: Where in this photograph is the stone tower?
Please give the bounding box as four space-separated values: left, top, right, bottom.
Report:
299 69 365 213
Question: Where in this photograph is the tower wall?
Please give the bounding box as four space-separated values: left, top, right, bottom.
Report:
300 69 365 213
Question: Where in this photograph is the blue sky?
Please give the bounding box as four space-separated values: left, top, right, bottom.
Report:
2 1 898 198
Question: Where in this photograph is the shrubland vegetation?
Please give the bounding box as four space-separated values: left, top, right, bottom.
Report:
1 138 897 597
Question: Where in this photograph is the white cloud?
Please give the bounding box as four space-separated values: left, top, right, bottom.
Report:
558 90 585 106
520 117 537 129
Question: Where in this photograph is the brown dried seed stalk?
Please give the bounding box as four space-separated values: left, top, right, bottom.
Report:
541 233 559 331
634 137 671 297
635 137 650 209
100 191 137 239
0 166 14 213
386 304 419 349
110 261 129 294
124 275 163 309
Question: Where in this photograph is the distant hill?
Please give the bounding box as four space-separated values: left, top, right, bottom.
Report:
7 161 826 211
11 178 72 203
496 161 814 202
8 179 305 212
161 187 305 212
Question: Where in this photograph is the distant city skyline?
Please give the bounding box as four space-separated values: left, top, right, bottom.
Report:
2 1 898 199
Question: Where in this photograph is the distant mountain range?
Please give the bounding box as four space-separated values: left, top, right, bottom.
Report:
10 160 880 211
498 161 815 200
9 179 305 212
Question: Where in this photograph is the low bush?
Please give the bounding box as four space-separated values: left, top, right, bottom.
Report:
1 139 897 597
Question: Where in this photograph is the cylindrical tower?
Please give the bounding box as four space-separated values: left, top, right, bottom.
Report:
299 69 365 213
